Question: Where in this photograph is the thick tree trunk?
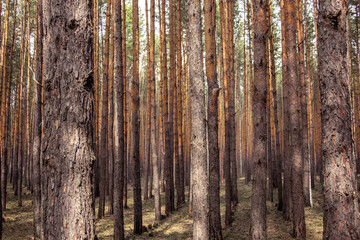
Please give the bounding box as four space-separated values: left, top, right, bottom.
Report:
187 0 209 238
41 0 95 238
250 1 268 239
318 1 360 239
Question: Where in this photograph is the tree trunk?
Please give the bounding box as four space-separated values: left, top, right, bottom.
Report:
17 1 27 207
205 0 222 238
188 0 209 238
33 0 42 236
250 1 268 239
295 0 311 208
41 0 95 237
99 0 111 219
219 0 232 226
176 0 185 206
108 0 115 215
122 0 128 209
24 0 31 195
280 0 292 221
168 0 176 213
162 0 172 217
268 0 283 211
144 0 151 201
150 0 161 222
93 0 100 201
242 1 249 184
0 0 12 214
132 0 143 233
304 0 315 195
318 0 360 238
113 0 124 238
283 0 306 238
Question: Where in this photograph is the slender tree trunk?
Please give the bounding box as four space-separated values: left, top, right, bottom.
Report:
132 0 143 233
280 0 292 220
242 1 248 184
318 0 360 238
296 0 311 207
162 0 173 217
356 1 360 175
122 0 128 209
241 47 248 180
41 0 95 237
99 0 111 219
312 0 323 185
219 0 232 226
24 0 31 195
205 0 222 237
114 0 124 238
246 0 253 184
93 0 100 201
33 0 42 236
304 0 315 194
176 0 184 207
226 0 238 206
144 0 151 201
266 30 273 202
0 0 12 214
17 1 27 207
268 0 283 211
168 0 176 213
149 0 161 222
108 0 115 215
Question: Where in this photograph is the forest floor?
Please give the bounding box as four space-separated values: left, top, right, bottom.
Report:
3 177 328 240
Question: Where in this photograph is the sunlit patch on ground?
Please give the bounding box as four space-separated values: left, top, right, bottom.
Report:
3 177 327 239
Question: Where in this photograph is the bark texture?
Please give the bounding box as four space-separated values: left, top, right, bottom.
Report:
41 0 95 238
33 0 42 236
132 0 143 233
187 0 209 238
205 0 222 238
318 0 360 239
114 0 125 238
250 0 268 239
283 0 306 238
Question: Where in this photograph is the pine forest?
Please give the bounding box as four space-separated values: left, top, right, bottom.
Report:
0 0 359 239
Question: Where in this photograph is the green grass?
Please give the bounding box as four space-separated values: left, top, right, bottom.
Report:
3 177 326 239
